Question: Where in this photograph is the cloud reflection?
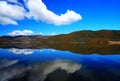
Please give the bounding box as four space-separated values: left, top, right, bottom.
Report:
39 49 56 53
0 59 81 81
32 59 81 81
8 48 34 55
0 60 23 81
0 60 18 69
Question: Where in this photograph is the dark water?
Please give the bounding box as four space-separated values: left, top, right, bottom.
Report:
0 44 120 81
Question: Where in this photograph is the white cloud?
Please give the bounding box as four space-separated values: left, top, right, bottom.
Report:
8 48 34 55
39 32 57 36
26 0 82 26
39 32 43 35
0 16 18 25
0 1 25 25
0 0 82 26
8 30 34 36
51 32 56 35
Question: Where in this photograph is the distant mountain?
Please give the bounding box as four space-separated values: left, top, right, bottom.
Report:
0 35 50 43
0 30 120 54
45 30 120 44
0 30 120 44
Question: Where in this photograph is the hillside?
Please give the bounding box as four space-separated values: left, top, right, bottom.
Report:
0 30 120 44
45 30 120 44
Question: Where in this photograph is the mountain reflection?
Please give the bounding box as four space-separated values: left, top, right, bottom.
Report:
0 48 120 81
47 43 120 54
0 43 120 54
0 42 120 81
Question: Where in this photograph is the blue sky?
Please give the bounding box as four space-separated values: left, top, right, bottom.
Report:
0 0 120 36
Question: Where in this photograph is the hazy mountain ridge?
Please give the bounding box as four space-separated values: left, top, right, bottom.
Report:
0 35 50 43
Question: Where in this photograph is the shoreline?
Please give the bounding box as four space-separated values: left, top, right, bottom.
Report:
109 41 120 45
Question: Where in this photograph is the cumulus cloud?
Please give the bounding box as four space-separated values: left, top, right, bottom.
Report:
8 30 34 36
0 1 25 25
0 0 82 26
8 48 34 55
0 0 82 25
0 16 18 25
26 0 82 26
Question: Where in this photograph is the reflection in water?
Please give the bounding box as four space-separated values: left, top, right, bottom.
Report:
0 43 120 54
47 43 120 54
8 48 56 54
39 49 56 52
0 61 27 81
31 59 81 81
0 44 120 81
0 59 81 81
0 60 18 69
8 48 34 55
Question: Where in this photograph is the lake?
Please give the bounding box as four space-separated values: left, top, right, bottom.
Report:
0 44 120 81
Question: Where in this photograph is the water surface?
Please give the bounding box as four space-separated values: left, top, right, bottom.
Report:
0 44 120 81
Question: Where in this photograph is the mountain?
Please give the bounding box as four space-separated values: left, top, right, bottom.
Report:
45 30 120 44
0 35 51 48
0 30 120 54
0 35 50 43
0 30 120 44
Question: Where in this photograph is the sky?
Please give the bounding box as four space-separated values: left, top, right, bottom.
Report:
0 0 120 36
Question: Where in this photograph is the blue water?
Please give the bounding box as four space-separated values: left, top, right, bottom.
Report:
0 48 120 81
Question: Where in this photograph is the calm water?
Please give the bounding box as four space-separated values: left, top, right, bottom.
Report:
0 46 120 81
